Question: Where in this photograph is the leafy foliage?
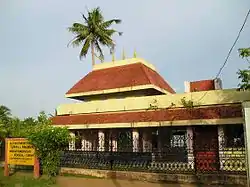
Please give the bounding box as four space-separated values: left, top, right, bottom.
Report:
180 97 194 108
0 105 12 138
239 48 250 60
27 126 71 177
237 47 250 91
0 109 51 139
68 7 122 64
0 106 71 177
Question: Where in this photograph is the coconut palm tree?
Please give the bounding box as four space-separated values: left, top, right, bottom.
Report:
0 105 11 138
0 105 11 124
68 7 122 66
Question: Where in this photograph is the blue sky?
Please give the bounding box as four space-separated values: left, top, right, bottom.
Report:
0 0 250 118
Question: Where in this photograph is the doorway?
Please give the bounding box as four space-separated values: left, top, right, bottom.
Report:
193 126 219 172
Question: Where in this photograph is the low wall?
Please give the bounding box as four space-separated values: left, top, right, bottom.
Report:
60 167 247 186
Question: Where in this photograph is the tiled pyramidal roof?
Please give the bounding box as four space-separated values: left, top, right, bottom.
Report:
66 59 175 98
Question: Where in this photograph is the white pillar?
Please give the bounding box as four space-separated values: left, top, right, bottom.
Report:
81 133 87 151
69 132 75 150
132 129 139 152
214 78 222 90
98 130 105 151
218 125 225 170
186 127 194 169
85 140 92 151
142 131 152 152
243 102 250 187
184 81 190 93
80 131 93 151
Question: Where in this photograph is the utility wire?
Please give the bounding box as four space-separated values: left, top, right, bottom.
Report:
215 9 250 78
196 9 250 102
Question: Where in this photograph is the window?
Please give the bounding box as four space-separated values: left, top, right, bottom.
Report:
170 130 186 148
224 124 244 148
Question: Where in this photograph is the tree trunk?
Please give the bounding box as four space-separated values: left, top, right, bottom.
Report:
91 42 95 67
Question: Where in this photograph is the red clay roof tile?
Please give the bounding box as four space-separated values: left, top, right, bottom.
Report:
66 63 175 95
52 105 241 125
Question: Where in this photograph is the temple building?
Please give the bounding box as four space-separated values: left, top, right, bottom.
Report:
52 57 249 174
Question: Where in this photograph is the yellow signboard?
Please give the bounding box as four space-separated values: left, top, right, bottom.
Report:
7 139 35 166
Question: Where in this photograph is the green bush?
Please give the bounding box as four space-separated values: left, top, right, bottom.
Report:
27 125 71 177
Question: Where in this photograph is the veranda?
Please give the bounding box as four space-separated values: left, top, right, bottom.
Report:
61 124 246 174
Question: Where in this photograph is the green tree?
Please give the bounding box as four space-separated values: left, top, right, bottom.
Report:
239 48 250 61
68 7 122 66
237 47 250 91
0 105 12 137
0 105 11 124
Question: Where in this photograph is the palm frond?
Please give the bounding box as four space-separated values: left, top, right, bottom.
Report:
67 35 87 48
104 29 123 37
67 35 78 47
98 35 114 48
91 7 104 24
71 36 85 48
94 41 104 62
102 19 122 28
79 35 92 60
0 105 11 118
81 12 88 22
68 23 88 34
72 23 88 30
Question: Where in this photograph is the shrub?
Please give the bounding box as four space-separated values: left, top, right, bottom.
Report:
27 125 71 177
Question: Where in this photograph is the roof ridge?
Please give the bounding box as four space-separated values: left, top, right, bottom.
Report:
92 61 143 72
139 63 153 85
142 64 176 94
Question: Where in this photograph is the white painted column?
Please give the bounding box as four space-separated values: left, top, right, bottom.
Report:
132 129 139 152
186 127 194 169
85 140 92 151
142 131 152 152
214 78 222 90
98 130 105 151
184 81 190 93
80 131 93 151
81 133 87 151
243 101 250 187
69 132 75 150
218 125 225 170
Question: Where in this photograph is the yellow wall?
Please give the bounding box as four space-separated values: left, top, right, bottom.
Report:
57 89 250 116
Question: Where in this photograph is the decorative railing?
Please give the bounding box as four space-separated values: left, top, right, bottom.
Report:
60 127 247 175
219 148 246 172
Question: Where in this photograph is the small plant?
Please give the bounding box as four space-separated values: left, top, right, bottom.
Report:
147 99 159 110
180 97 194 108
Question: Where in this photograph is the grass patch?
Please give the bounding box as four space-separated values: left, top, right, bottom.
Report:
0 169 58 187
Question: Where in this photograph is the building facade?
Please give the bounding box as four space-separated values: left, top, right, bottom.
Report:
52 58 249 184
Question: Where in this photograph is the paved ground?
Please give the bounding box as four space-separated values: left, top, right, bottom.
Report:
56 177 213 187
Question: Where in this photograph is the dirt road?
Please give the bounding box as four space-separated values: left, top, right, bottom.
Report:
56 176 213 187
